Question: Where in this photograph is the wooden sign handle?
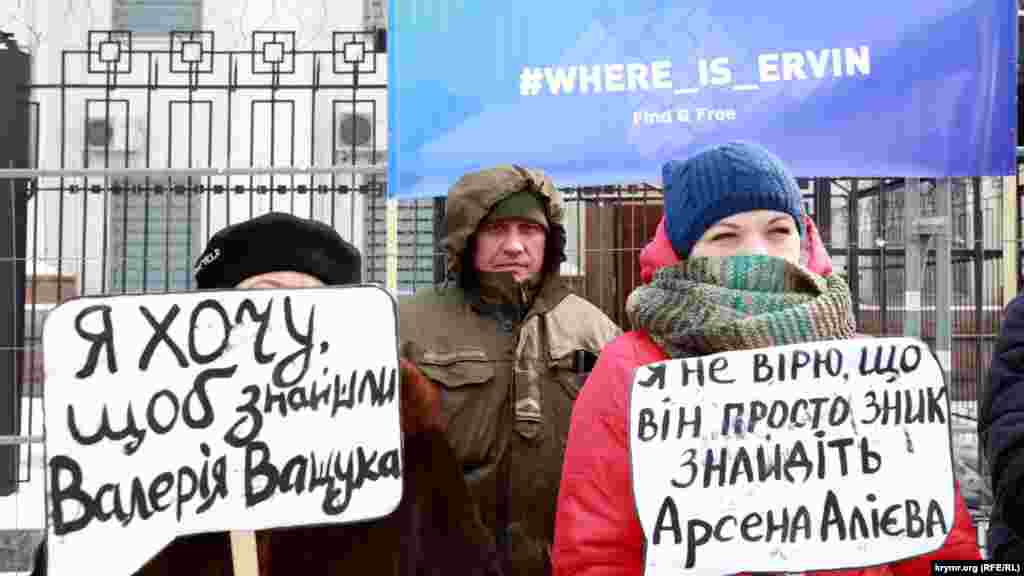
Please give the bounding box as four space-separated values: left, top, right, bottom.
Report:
230 531 260 576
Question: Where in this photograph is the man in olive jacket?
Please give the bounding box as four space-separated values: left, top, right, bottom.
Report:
400 166 622 575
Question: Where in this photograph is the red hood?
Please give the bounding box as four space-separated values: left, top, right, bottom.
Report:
638 214 835 284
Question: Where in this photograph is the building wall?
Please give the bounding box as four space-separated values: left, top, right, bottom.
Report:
829 177 1007 310
3 0 381 295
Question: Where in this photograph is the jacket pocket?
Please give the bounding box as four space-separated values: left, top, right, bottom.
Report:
413 348 499 469
416 348 494 389
549 349 597 401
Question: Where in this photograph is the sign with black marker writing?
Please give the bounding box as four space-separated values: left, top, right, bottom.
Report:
42 285 402 576
629 337 955 575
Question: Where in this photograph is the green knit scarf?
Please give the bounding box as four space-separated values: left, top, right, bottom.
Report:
625 255 856 358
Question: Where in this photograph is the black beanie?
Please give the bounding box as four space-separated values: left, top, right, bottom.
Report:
194 212 361 289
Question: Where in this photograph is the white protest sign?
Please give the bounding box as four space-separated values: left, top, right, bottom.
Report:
629 337 955 575
42 285 403 576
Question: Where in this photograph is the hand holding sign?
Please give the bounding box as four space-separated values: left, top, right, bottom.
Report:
629 338 955 575
42 285 403 576
399 357 444 436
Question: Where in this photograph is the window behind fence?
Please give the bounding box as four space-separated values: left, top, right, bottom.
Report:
113 0 203 34
108 185 202 292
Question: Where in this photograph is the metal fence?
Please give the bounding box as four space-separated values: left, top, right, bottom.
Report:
0 26 1011 566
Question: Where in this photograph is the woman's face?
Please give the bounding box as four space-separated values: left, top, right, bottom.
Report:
690 210 801 263
236 270 324 289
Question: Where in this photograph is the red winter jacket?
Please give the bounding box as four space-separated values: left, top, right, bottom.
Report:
552 216 981 576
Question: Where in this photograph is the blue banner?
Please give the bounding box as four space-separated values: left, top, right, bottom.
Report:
388 1 1016 198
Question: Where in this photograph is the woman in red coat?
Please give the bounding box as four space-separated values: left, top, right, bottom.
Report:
552 142 980 575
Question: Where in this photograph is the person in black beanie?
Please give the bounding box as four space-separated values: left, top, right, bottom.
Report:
31 212 501 576
193 211 362 290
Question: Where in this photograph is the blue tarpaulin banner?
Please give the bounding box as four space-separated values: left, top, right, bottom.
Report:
388 1 1016 198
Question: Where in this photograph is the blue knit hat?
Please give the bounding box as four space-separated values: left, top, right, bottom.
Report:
663 141 805 258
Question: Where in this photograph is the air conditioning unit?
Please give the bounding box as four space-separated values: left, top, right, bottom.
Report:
335 112 384 165
336 147 387 165
85 114 143 153
364 0 387 30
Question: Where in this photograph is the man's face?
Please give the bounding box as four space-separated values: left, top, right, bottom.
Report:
236 270 324 289
472 217 546 283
